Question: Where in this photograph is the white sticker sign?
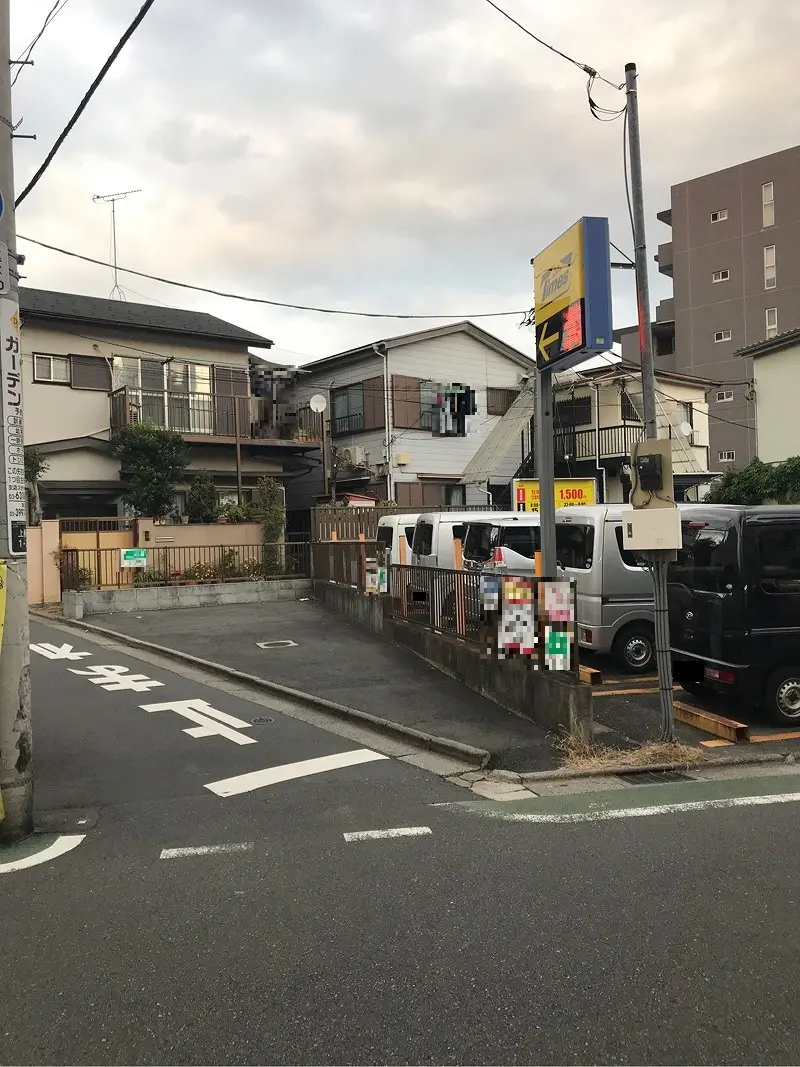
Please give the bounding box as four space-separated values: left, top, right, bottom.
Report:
1 298 25 554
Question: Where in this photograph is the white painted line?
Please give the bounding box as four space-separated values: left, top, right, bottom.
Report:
256 640 298 649
470 791 800 825
0 834 86 874
343 826 432 842
205 748 389 797
159 842 254 859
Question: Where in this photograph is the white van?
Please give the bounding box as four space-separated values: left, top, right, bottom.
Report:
376 513 419 566
461 514 541 575
411 512 514 569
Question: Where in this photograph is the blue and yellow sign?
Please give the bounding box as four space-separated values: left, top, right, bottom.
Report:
533 217 612 371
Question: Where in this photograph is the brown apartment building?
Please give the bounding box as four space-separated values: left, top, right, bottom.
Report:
619 144 800 468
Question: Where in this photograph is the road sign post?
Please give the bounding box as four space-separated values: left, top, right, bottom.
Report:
532 217 612 577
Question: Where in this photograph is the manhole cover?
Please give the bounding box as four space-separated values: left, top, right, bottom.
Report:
251 717 275 726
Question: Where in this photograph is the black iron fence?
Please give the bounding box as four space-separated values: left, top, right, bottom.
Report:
390 563 483 642
59 542 311 590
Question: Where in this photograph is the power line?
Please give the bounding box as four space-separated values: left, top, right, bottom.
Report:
11 0 71 88
15 0 157 208
17 235 525 320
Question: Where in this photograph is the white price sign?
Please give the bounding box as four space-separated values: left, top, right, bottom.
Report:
1 298 26 554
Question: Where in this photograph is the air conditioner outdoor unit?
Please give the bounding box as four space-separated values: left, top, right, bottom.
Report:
340 446 367 466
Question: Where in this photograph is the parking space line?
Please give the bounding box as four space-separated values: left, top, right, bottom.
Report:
750 730 800 743
700 738 735 748
204 748 390 797
160 843 254 859
343 826 432 842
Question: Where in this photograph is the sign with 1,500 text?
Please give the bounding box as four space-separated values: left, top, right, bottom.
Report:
513 478 597 513
121 548 148 568
532 217 613 373
1 298 26 555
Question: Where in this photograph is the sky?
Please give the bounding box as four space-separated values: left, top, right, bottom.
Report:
11 0 800 365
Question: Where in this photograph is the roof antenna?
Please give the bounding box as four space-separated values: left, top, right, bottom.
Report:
92 188 141 300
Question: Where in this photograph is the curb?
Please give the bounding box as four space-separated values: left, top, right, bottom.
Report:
32 611 491 770
518 750 790 783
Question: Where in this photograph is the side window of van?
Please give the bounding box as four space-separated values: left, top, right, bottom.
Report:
502 528 536 559
404 526 415 549
757 525 800 594
614 525 642 569
556 524 594 569
377 526 393 550
413 522 434 556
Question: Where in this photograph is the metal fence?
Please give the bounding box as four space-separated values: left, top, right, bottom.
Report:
59 517 135 534
389 564 483 642
59 542 311 590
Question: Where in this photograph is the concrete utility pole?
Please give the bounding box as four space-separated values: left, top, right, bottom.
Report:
0 0 34 843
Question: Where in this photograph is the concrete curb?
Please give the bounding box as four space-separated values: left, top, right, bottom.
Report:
31 611 491 770
519 750 790 783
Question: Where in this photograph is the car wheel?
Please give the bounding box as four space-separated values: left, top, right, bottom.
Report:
612 624 655 674
765 665 800 726
673 662 706 697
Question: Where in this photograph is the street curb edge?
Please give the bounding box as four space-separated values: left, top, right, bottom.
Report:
519 750 789 783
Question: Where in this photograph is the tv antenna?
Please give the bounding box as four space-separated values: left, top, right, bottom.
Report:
92 188 141 299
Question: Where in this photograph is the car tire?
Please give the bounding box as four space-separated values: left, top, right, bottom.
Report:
673 662 706 697
764 665 800 726
612 624 655 674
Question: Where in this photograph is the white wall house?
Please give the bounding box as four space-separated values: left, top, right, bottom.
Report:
287 322 536 517
744 328 800 464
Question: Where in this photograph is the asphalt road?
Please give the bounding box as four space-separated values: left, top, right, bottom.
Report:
7 620 800 1064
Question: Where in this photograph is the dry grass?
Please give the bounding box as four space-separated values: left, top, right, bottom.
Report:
555 732 707 771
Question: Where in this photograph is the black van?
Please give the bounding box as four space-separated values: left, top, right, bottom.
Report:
669 504 800 724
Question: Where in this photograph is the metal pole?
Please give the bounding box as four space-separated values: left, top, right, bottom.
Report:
536 368 557 576
0 0 34 843
624 62 657 440
234 400 243 505
626 60 675 742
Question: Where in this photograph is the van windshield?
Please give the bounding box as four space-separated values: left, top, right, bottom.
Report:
463 523 498 561
413 522 434 556
376 526 393 549
671 520 738 593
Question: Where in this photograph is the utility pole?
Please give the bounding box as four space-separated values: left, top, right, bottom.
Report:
534 373 556 576
625 61 675 742
0 0 34 843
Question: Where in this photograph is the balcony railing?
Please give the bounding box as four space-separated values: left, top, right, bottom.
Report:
110 387 323 444
516 423 643 478
332 412 365 437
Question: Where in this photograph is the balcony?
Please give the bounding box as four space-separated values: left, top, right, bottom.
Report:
656 297 674 323
332 412 364 437
656 241 673 277
110 388 323 446
554 423 642 463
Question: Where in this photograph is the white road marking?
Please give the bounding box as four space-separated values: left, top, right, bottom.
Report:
68 664 164 692
205 748 389 797
0 834 85 874
343 826 432 842
159 842 254 859
30 642 91 661
256 640 298 649
140 698 257 746
468 791 800 824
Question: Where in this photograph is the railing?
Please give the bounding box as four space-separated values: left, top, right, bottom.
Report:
390 564 483 642
332 412 365 437
312 503 493 542
515 423 643 479
59 517 134 534
59 542 311 590
110 387 253 439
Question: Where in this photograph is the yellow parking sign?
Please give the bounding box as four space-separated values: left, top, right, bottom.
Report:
513 478 597 512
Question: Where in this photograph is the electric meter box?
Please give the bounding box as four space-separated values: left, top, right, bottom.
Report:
621 506 682 552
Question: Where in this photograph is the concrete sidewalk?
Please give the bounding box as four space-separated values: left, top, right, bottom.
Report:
86 601 560 771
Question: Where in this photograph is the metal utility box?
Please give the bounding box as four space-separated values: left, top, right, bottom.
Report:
629 439 675 509
621 507 682 551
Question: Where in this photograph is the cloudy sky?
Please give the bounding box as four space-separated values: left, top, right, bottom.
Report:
11 0 799 363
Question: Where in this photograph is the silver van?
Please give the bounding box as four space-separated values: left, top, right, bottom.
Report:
555 505 655 672
462 514 541 575
411 512 515 569
376 513 419 566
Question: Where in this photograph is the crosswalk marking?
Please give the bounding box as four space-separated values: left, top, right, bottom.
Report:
159 843 254 859
204 748 390 797
343 826 432 842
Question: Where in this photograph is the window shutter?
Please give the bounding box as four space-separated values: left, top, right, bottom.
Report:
69 355 112 391
486 387 519 416
392 375 421 429
362 376 385 430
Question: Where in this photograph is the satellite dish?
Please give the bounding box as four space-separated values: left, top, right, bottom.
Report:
679 421 693 437
309 393 327 413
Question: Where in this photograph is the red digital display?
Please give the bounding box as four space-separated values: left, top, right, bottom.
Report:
560 300 584 354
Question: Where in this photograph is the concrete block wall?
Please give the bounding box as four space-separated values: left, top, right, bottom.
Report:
62 578 312 619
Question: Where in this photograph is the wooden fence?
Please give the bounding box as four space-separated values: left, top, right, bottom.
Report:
311 504 492 542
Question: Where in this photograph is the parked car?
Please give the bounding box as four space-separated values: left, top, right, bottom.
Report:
669 504 800 725
555 505 656 673
410 511 516 569
461 514 541 575
376 513 419 566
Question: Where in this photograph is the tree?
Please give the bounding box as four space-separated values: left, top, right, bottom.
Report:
24 446 49 526
112 423 189 517
186 470 219 523
706 456 800 506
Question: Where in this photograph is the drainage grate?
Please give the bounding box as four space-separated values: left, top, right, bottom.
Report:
616 770 695 786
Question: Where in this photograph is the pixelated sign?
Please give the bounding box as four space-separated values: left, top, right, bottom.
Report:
432 383 476 438
481 576 576 671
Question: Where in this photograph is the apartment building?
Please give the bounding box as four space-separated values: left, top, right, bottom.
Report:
21 288 321 518
737 327 800 464
619 144 800 468
285 321 536 524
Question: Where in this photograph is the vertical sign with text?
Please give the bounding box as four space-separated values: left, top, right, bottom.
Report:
1 298 26 555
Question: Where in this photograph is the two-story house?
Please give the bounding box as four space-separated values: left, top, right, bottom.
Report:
285 321 536 525
21 288 322 518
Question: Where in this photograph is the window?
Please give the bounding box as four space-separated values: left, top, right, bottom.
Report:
714 330 732 343
757 525 800 595
463 523 497 562
677 401 694 429
556 523 594 570
33 354 71 384
555 395 592 428
716 389 734 403
621 392 641 423
486 387 520 417
70 356 112 391
719 450 736 462
331 384 364 436
614 526 644 570
376 526 393 550
500 526 540 559
412 522 433 557
673 521 738 594
762 182 775 227
766 307 778 339
710 209 728 223
712 269 730 283
764 245 776 289
419 380 438 431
